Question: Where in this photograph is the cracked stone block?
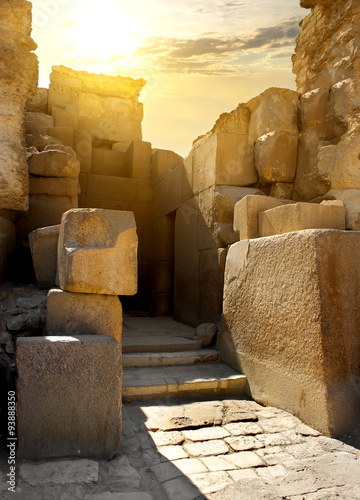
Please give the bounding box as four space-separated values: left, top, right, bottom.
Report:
28 150 80 179
46 288 122 343
29 225 60 288
58 208 138 295
17 335 122 460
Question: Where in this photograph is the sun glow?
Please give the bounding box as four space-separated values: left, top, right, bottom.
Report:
72 6 140 61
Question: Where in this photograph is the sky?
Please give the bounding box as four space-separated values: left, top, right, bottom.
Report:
30 0 306 157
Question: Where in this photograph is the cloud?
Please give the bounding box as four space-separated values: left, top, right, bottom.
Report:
130 17 301 74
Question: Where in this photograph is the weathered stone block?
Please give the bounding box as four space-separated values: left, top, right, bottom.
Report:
0 217 15 284
300 88 328 137
151 149 184 185
259 202 346 237
125 140 152 180
218 230 360 436
199 248 227 324
28 150 80 180
248 90 299 140
319 189 360 231
73 130 92 174
192 133 257 194
46 288 122 343
47 127 74 148
52 105 79 129
26 87 48 114
29 176 79 197
17 335 122 459
269 183 293 200
255 131 298 185
86 175 144 202
91 147 126 177
214 186 265 224
25 112 54 128
233 195 291 240
29 225 60 289
58 209 138 295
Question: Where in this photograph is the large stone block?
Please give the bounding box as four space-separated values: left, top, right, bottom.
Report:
259 202 346 237
25 112 54 129
46 289 122 343
233 195 293 240
300 88 328 137
255 131 298 185
26 87 48 114
58 209 138 295
0 217 15 284
28 150 80 180
52 105 79 129
91 147 126 177
214 186 265 224
17 335 122 459
85 175 151 203
151 149 184 185
125 140 152 180
218 230 360 436
192 133 257 194
29 225 60 289
73 130 92 174
318 189 360 231
248 90 299 140
199 248 227 324
29 176 79 197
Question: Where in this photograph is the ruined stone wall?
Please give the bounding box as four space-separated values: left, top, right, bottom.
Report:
292 0 360 229
0 0 38 216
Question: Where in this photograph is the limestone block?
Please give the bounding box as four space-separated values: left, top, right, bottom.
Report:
86 175 138 202
28 150 80 180
218 230 360 436
255 132 298 185
269 183 293 200
15 196 78 242
200 248 227 324
152 216 175 262
151 149 184 185
112 141 132 153
46 288 122 343
125 140 152 180
174 199 200 326
0 217 15 284
92 147 126 177
29 177 79 197
58 209 138 295
26 88 48 114
214 222 239 247
154 165 183 219
259 202 346 237
29 225 60 289
192 133 257 195
215 187 265 225
195 323 217 348
233 195 293 240
25 122 48 136
25 112 54 129
47 127 74 148
318 189 360 231
44 145 76 156
300 88 329 137
182 155 193 202
73 130 92 173
17 335 122 459
248 90 299 140
211 104 251 135
52 105 79 129
26 134 61 151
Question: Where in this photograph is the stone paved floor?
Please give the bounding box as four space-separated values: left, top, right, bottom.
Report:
1 398 360 499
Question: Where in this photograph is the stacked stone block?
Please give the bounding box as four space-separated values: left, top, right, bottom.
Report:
18 208 138 459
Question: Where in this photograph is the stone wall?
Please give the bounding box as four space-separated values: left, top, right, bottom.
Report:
0 0 38 217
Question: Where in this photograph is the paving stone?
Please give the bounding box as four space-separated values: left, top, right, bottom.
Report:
162 476 203 500
152 462 182 483
184 440 229 457
225 436 264 451
19 460 99 486
173 458 208 475
149 431 184 447
182 427 231 442
227 468 258 482
256 408 288 419
190 471 234 494
257 448 294 465
258 416 299 433
224 451 265 469
257 432 304 448
284 441 329 460
103 454 141 487
256 464 288 479
159 445 188 461
224 422 263 436
200 456 237 472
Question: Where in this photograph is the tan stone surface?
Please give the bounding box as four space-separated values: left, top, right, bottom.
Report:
26 87 48 113
52 105 79 129
0 0 38 214
48 66 145 143
248 90 300 140
29 176 79 197
58 208 138 295
259 202 346 237
125 140 152 180
47 127 74 148
270 183 293 200
233 195 292 239
29 225 60 288
151 149 183 185
255 131 298 184
317 189 360 231
218 230 360 436
0 217 16 284
25 112 54 128
214 186 265 224
91 147 127 177
192 132 257 194
211 104 251 135
73 130 92 173
17 335 122 459
46 288 122 343
199 248 227 324
300 88 328 137
28 150 80 180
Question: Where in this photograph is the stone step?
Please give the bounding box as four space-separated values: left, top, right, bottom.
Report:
122 333 202 353
123 348 220 368
122 362 247 402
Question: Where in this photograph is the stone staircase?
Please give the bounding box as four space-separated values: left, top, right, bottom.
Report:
122 317 247 402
